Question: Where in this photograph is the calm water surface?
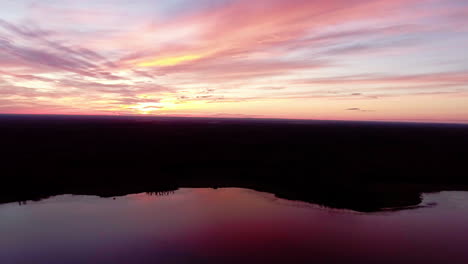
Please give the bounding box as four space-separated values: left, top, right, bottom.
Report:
1 188 468 264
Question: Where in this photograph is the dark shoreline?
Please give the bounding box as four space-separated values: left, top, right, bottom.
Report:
2 115 468 211
4 181 468 212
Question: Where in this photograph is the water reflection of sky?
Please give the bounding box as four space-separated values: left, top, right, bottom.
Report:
1 188 468 264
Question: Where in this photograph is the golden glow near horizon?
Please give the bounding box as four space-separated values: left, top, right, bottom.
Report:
138 54 204 67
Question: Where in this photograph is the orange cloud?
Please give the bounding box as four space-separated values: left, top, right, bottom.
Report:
137 54 204 67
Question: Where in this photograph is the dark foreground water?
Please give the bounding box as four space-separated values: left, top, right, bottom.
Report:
1 188 468 264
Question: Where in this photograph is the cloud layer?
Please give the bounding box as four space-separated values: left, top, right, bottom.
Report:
1 0 467 122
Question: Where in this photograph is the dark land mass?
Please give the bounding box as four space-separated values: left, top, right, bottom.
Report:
1 114 468 212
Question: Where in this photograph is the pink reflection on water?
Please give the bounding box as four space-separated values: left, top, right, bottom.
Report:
1 188 468 264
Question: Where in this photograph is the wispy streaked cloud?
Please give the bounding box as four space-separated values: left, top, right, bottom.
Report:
0 0 467 122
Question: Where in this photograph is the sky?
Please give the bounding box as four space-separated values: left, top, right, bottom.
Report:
0 0 468 123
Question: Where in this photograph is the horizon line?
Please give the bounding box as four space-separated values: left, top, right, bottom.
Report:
1 113 467 126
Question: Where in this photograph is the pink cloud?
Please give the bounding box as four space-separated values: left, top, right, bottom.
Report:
1 0 468 123
293 71 468 86
125 0 426 66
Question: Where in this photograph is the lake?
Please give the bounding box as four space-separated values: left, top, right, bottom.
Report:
1 188 468 264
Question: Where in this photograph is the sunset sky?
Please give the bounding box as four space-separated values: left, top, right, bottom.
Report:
1 0 468 123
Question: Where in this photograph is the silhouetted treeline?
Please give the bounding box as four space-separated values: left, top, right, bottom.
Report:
1 114 467 211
